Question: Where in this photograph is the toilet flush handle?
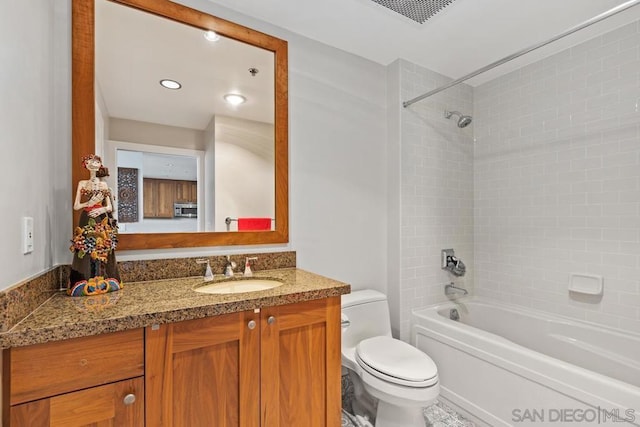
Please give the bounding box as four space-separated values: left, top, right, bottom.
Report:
341 313 350 328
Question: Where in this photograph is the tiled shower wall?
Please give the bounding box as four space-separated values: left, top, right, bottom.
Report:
390 59 475 341
474 21 640 332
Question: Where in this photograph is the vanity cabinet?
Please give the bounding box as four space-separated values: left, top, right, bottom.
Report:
145 297 341 427
3 329 145 427
2 296 341 427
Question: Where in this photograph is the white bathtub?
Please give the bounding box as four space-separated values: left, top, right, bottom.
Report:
411 298 640 426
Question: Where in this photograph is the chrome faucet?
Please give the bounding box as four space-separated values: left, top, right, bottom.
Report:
224 255 237 278
445 282 468 296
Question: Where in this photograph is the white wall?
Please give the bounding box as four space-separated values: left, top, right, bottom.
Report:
109 117 205 150
390 60 475 340
287 36 387 292
214 115 274 231
386 61 402 338
203 117 216 231
0 1 71 416
474 21 640 332
0 0 71 291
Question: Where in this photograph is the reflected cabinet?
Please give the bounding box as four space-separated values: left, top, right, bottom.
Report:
143 178 197 219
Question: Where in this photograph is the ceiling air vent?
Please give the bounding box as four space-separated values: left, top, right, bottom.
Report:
371 0 456 24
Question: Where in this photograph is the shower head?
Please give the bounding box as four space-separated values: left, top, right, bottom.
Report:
444 110 472 128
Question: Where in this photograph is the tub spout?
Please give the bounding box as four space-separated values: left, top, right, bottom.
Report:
445 283 468 296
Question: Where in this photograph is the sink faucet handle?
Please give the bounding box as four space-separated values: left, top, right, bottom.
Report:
244 257 258 277
196 258 214 281
196 258 210 269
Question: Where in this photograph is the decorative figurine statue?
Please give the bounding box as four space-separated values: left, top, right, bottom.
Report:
68 154 122 296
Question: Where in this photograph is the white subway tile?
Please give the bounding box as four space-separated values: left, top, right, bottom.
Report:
602 22 638 45
601 301 639 320
602 47 639 70
399 63 475 339
473 20 640 331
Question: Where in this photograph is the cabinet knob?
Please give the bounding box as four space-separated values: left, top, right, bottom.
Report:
123 393 136 405
248 320 257 330
267 316 276 325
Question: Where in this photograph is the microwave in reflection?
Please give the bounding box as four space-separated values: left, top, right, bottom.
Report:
174 203 197 218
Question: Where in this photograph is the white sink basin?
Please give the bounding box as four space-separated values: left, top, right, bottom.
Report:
194 279 283 294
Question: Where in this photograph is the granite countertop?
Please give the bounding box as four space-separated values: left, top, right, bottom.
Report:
0 268 350 349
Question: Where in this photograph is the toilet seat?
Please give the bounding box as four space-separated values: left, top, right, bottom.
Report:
355 336 438 388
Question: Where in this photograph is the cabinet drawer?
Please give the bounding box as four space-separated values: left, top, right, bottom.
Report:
10 376 144 426
8 329 144 405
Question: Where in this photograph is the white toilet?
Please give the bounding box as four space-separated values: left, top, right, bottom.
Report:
341 290 439 427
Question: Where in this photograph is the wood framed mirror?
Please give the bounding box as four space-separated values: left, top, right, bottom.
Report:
72 0 288 250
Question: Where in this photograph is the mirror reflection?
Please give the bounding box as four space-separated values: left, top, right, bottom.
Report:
95 0 275 233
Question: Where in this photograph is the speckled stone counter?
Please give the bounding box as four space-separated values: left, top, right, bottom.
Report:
0 268 350 349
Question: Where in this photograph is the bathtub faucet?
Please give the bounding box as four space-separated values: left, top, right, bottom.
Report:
445 283 468 296
441 249 466 276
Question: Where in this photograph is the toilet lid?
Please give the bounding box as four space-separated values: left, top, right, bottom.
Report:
356 336 438 385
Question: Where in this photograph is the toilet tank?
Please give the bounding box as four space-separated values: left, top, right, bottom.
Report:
341 290 392 350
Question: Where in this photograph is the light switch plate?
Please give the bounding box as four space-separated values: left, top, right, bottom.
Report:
22 217 34 254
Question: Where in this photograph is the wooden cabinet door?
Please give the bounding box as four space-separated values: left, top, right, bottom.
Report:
10 377 144 427
143 178 175 218
143 178 156 218
155 180 175 218
145 310 260 427
190 181 197 202
260 297 341 427
175 180 197 203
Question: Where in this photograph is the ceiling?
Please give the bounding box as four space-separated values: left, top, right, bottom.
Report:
95 0 274 130
95 0 640 130
205 0 640 86
143 153 198 181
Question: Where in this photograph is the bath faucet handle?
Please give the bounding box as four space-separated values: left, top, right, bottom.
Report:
441 249 466 277
196 258 214 282
244 257 258 277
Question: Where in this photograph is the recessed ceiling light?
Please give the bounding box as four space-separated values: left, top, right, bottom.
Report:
224 93 246 106
160 79 181 90
204 30 220 42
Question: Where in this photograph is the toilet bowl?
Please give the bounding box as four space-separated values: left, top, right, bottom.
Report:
341 290 439 427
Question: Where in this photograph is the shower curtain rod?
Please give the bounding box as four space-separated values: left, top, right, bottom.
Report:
402 0 640 108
